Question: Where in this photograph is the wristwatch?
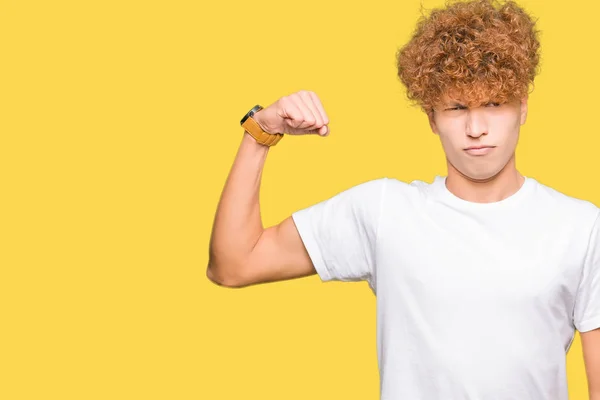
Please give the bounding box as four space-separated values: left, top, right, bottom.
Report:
240 105 284 147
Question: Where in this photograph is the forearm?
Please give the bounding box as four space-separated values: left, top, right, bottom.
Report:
207 132 269 285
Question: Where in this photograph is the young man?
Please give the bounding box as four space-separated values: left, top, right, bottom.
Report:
207 0 600 398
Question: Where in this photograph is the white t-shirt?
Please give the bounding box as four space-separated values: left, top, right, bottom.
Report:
291 175 600 400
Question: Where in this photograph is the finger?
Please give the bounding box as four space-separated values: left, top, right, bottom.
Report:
308 92 329 136
298 91 323 130
280 94 313 130
288 93 317 131
318 125 329 136
308 91 330 130
280 98 306 130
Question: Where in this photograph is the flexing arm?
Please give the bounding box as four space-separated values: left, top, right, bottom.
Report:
207 91 330 288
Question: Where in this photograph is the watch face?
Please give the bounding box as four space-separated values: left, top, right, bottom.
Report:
240 105 263 125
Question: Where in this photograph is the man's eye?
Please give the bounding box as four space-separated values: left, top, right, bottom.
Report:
445 106 466 111
486 102 501 107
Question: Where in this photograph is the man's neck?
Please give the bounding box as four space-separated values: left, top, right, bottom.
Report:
445 159 524 204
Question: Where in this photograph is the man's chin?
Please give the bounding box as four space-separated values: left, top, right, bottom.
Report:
449 161 501 184
461 172 498 184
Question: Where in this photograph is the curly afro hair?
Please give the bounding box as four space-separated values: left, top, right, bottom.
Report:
396 0 541 113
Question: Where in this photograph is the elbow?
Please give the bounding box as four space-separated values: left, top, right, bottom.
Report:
206 260 250 288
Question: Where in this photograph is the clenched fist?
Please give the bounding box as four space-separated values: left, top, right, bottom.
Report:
253 91 330 136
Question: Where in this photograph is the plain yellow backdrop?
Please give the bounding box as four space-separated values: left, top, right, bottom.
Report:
1 0 599 398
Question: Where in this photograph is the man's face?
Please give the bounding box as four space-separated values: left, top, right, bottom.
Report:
428 96 528 181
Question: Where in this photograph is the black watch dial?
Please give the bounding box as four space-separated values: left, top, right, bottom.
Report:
240 104 263 125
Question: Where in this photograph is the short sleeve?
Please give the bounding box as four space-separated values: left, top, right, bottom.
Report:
291 178 388 286
574 211 600 332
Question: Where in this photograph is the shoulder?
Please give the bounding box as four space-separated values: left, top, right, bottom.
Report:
384 176 438 203
533 178 599 213
530 177 600 226
334 177 388 203
293 177 389 218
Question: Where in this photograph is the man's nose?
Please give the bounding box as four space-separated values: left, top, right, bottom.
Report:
465 108 488 138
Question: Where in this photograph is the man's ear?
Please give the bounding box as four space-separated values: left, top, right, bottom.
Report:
520 95 529 126
427 110 439 135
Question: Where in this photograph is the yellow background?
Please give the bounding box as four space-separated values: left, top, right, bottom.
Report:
1 0 598 398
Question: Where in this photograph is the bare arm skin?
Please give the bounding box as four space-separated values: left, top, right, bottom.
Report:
582 328 600 400
207 91 330 288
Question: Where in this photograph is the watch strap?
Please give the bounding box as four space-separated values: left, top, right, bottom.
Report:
242 116 284 147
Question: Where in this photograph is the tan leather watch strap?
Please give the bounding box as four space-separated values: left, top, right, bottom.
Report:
242 117 284 147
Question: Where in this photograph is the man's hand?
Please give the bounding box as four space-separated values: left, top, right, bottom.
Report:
253 90 330 136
